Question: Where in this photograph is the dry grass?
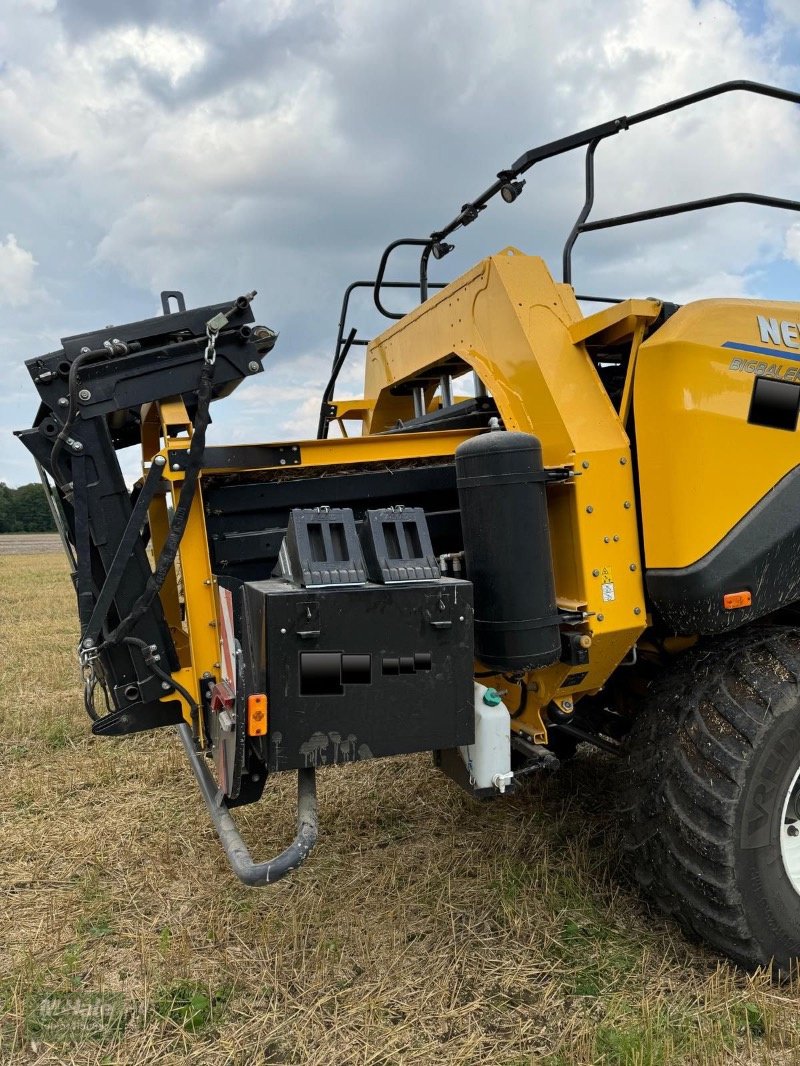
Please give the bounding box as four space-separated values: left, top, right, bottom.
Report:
1 551 800 1065
0 534 61 556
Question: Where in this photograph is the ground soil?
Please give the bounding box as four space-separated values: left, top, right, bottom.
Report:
0 534 62 555
1 552 799 1064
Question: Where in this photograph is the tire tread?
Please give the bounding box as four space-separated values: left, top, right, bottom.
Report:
619 625 796 969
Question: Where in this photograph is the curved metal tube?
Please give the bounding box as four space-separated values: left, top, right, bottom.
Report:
368 79 800 297
317 326 357 439
562 139 599 284
177 723 318 886
373 237 432 319
580 191 800 231
419 241 433 303
332 280 448 376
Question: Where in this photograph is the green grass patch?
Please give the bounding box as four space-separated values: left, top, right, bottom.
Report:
730 1000 767 1038
76 912 115 939
555 915 639 997
154 979 230 1033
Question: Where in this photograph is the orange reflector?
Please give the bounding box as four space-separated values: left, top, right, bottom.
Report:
723 591 752 610
246 693 268 736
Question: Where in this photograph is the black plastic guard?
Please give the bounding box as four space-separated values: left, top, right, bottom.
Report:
92 699 185 736
646 465 800 634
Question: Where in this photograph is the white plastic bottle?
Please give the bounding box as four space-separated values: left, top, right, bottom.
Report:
458 683 514 793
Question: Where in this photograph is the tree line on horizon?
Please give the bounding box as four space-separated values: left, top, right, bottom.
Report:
0 482 56 533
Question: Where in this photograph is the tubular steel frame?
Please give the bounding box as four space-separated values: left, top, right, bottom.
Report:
320 80 800 436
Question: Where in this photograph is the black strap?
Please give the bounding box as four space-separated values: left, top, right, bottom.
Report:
101 360 214 649
474 613 563 632
83 456 167 648
72 452 95 635
457 470 548 488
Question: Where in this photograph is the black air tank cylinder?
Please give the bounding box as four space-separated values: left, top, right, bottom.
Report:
455 431 561 671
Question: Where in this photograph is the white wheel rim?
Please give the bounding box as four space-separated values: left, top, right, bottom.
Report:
780 764 800 894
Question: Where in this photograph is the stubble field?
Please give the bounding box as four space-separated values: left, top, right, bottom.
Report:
2 542 800 1065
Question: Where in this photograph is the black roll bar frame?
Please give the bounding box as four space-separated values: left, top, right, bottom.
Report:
323 81 800 436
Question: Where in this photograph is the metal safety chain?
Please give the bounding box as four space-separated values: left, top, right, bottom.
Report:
79 638 106 721
205 291 257 367
204 313 226 366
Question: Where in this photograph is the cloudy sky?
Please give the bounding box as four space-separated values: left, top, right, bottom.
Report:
3 0 800 485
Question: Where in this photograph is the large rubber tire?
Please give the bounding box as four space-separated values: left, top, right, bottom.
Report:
620 626 800 972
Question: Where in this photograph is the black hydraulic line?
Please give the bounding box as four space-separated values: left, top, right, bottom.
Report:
50 346 109 486
83 675 101 723
176 723 318 886
548 721 622 756
509 677 529 720
317 327 357 439
122 636 199 716
579 191 800 232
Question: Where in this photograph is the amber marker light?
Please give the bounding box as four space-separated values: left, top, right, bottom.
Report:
247 694 268 736
723 591 752 610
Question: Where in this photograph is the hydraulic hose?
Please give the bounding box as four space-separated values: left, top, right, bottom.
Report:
51 346 109 486
176 724 318 886
508 676 529 719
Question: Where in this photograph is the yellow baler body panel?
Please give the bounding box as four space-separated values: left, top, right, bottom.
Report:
635 299 800 570
363 249 648 724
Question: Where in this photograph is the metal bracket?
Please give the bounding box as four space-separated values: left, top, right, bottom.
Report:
92 699 186 735
545 466 578 483
167 444 302 472
161 291 187 314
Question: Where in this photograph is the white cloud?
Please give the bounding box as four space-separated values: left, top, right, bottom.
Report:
277 393 325 439
768 0 800 27
0 235 38 307
784 222 800 265
9 0 56 11
96 26 207 86
667 269 756 305
5 0 800 484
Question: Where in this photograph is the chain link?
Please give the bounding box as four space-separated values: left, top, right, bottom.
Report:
78 638 98 688
204 295 256 366
204 322 218 366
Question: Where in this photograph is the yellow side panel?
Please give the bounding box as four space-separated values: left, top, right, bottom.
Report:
635 299 800 569
363 249 647 705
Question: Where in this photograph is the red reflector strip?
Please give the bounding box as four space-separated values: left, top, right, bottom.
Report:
723 591 752 610
247 694 268 736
